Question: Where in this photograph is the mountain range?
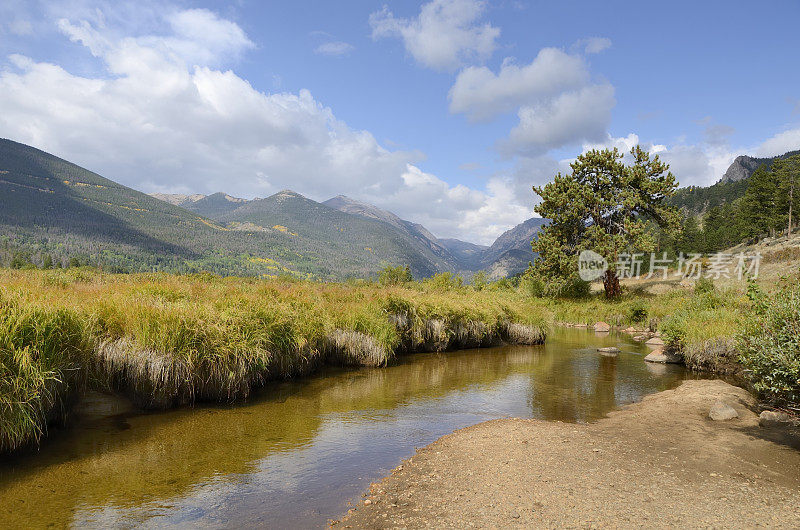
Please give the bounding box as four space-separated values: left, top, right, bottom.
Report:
0 138 542 279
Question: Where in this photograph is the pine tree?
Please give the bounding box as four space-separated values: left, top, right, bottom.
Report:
532 146 680 298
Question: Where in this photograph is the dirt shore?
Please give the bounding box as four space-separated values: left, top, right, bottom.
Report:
335 380 800 528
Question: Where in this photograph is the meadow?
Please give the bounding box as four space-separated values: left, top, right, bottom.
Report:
2 266 794 454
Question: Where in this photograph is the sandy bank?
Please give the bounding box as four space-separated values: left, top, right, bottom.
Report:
336 380 800 528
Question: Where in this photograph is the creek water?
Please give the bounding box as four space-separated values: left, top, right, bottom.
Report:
0 328 695 528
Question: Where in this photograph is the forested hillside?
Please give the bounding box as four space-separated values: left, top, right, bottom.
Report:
0 140 452 278
674 152 800 253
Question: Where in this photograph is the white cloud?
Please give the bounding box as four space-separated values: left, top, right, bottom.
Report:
0 4 531 245
369 0 500 72
754 127 800 157
448 48 589 121
500 83 616 156
575 37 611 54
314 41 355 56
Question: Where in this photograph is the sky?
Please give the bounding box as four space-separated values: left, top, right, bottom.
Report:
1 0 799 245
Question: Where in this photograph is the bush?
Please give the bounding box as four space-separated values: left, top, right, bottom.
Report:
559 278 591 299
660 312 688 349
470 271 488 291
628 300 648 323
423 272 463 291
377 265 413 286
737 286 800 406
694 276 715 294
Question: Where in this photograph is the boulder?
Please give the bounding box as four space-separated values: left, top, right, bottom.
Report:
633 335 649 342
709 401 739 421
645 337 665 346
623 327 638 334
594 321 611 332
644 349 682 364
759 410 798 428
597 347 620 356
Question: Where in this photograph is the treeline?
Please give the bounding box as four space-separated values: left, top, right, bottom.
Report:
676 155 799 253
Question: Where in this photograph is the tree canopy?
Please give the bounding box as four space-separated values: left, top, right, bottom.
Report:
532 146 680 298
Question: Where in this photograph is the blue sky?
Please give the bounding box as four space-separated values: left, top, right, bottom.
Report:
1 0 799 244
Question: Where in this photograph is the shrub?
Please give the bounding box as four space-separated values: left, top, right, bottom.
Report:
660 312 688 349
470 271 488 291
423 272 463 291
694 276 715 294
737 286 800 406
377 264 413 286
628 300 648 323
560 278 591 299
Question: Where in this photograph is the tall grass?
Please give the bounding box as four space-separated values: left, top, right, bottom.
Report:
0 269 549 451
0 295 93 451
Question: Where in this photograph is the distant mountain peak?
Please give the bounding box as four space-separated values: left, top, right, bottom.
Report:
273 190 305 202
719 150 800 183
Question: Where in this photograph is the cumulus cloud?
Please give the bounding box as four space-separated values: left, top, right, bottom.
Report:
499 84 616 157
369 0 500 71
0 4 533 245
448 48 589 121
449 47 616 156
314 41 355 56
754 127 800 157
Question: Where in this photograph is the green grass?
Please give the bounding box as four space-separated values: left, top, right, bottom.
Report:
0 295 93 452
0 268 549 451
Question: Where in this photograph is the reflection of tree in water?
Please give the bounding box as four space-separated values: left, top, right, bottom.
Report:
528 339 687 423
528 345 620 423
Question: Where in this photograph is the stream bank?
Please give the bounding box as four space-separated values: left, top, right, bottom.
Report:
337 379 800 528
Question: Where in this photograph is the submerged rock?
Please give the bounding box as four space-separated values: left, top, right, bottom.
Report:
644 349 681 364
709 402 738 421
597 347 620 356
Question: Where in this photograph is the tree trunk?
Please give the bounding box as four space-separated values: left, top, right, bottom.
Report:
603 269 621 299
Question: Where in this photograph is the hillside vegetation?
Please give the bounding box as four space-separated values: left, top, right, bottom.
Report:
1 138 544 279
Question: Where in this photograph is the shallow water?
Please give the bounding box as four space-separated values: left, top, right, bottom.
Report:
0 328 693 528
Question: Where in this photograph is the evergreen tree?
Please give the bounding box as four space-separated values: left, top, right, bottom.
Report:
532 146 680 298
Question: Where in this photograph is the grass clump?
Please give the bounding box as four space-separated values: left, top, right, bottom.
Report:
0 296 93 452
738 284 800 406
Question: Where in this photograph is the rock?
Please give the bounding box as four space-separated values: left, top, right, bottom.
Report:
623 327 638 333
594 321 611 332
597 347 620 356
364 499 372 505
759 410 797 428
645 337 665 346
709 401 739 421
644 349 682 364
633 334 648 342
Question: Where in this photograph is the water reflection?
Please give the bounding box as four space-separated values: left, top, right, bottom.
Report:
0 328 689 529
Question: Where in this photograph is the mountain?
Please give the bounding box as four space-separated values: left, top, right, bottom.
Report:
181 192 248 218
0 138 548 280
0 139 453 278
322 195 455 263
479 217 547 274
215 190 459 278
719 150 800 183
439 239 488 269
150 193 206 206
672 149 800 215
